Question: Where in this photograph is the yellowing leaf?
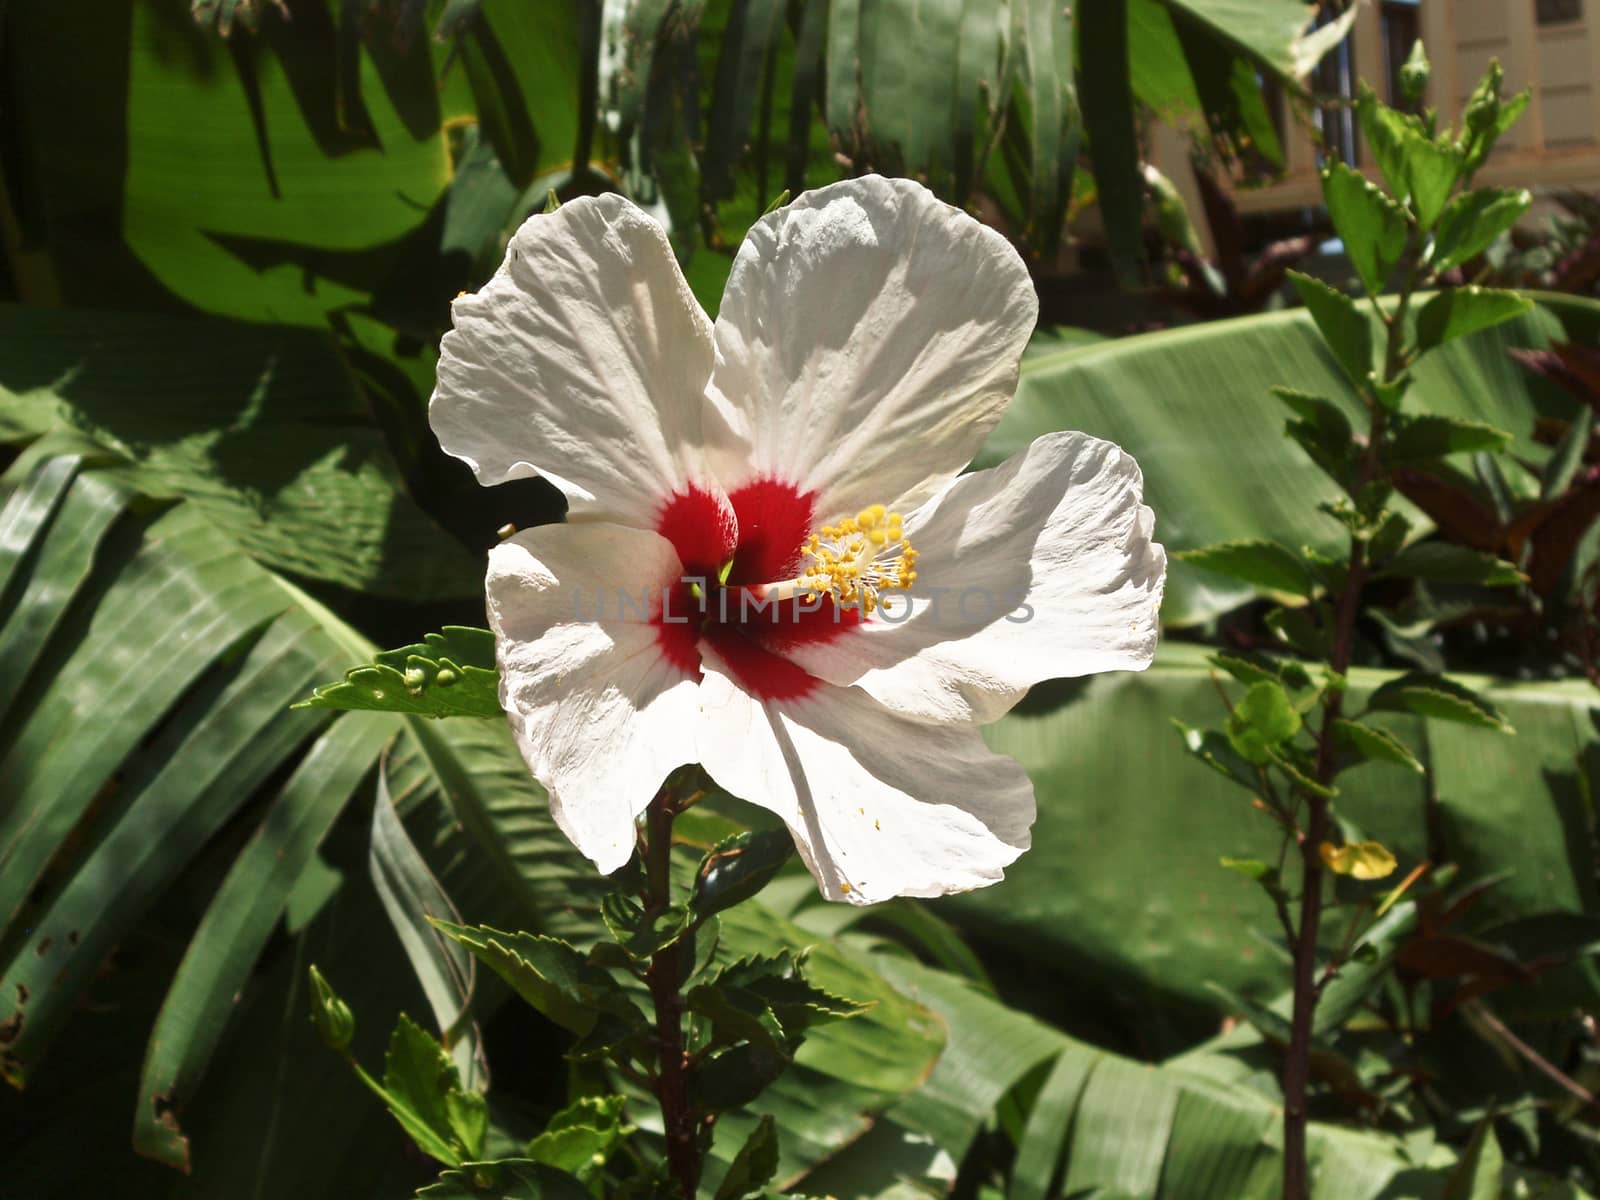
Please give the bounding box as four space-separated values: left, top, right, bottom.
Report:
1319 840 1398 880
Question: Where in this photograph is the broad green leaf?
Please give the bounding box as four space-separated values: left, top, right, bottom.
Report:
1416 287 1534 352
1321 161 1406 295
1431 188 1532 272
1288 271 1372 386
133 712 397 1168
1365 671 1514 732
1175 722 1261 790
1331 719 1424 774
986 296 1597 623
1356 86 1421 202
1009 1046 1100 1200
1271 387 1354 478
714 1114 780 1200
1385 413 1514 462
0 306 479 599
1379 542 1524 586
1176 540 1311 595
414 1159 592 1199
297 627 502 719
370 762 484 1090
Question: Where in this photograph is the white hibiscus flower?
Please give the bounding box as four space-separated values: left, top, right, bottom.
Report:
430 175 1166 905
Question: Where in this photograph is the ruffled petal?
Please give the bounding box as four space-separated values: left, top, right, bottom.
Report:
705 175 1038 524
694 659 1034 904
488 522 704 873
783 431 1165 724
432 194 715 526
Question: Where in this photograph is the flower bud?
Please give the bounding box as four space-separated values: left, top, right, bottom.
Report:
307 964 355 1052
1398 40 1430 105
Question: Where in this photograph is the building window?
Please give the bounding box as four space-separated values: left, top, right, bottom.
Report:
1537 0 1583 25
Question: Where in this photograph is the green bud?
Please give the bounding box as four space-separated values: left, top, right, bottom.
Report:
1398 40 1430 105
1464 60 1504 135
307 964 355 1052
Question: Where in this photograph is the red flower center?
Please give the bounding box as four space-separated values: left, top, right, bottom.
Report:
653 479 859 700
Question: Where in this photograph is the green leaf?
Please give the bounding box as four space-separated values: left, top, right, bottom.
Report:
1385 413 1514 462
1217 856 1273 881
600 892 691 963
1365 671 1514 732
988 295 1598 624
1442 1118 1504 1200
1379 541 1524 586
1321 161 1406 295
1416 287 1534 351
1542 406 1594 500
370 762 484 1090
715 1114 781 1200
1287 271 1372 385
1403 136 1465 231
297 628 502 719
1175 721 1261 791
689 829 796 924
429 920 644 1038
1331 719 1424 774
1431 187 1531 272
446 1090 489 1164
1225 680 1302 764
381 1013 465 1166
1176 539 1312 595
1355 86 1422 202
414 1159 592 1199
525 1096 629 1180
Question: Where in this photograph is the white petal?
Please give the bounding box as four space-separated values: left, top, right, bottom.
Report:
706 175 1038 520
694 660 1034 904
784 431 1166 724
431 195 714 526
488 522 703 873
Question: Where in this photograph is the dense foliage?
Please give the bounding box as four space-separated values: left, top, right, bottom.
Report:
1 2 1598 1198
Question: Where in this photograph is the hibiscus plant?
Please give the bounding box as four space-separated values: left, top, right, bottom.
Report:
1174 47 1539 1200
300 176 1164 1194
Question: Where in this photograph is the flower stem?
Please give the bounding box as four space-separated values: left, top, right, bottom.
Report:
642 786 700 1197
1282 243 1415 1200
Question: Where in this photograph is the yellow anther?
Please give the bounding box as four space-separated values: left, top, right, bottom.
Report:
791 500 918 615
868 528 887 546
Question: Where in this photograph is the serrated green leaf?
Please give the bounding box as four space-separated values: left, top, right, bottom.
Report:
1332 718 1425 774
1416 287 1534 352
692 1040 793 1113
1379 541 1524 586
1431 187 1531 272
1365 671 1513 732
1176 539 1311 595
689 829 795 924
446 1090 489 1163
1217 856 1272 881
429 920 644 1037
1208 651 1280 687
1321 161 1406 295
715 1114 780 1200
1288 272 1372 385
1225 681 1301 764
1385 413 1514 463
1442 1117 1504 1200
525 1095 629 1179
414 1159 592 1199
381 1014 463 1166
1404 136 1465 230
296 627 502 720
600 892 691 963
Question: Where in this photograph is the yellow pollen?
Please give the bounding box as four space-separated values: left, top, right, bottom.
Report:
795 503 919 615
